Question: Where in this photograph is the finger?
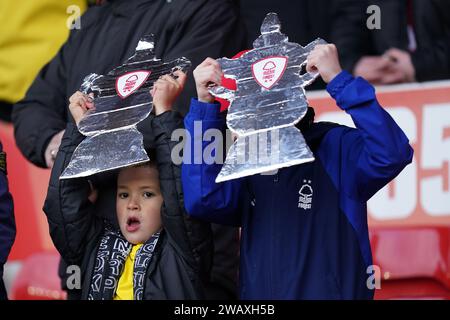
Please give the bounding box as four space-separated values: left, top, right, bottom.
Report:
200 73 221 87
202 70 222 84
173 70 187 87
86 94 95 108
201 67 222 83
72 91 91 106
381 74 404 84
161 74 178 86
306 50 319 62
312 44 326 51
78 96 89 109
362 72 382 82
69 100 88 112
150 86 156 97
305 56 318 73
384 48 408 64
155 80 176 94
327 43 337 52
196 58 221 75
202 57 220 68
69 103 87 125
384 48 402 57
373 56 394 70
306 63 318 74
69 91 83 103
154 77 169 88
380 70 404 84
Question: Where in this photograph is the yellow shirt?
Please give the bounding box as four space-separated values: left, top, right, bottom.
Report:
0 0 87 103
114 244 143 300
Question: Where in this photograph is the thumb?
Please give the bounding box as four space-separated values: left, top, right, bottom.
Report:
71 107 86 126
174 70 187 88
150 86 156 98
86 92 95 108
384 48 404 61
306 60 317 74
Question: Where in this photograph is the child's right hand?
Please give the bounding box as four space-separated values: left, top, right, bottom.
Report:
193 58 223 103
150 70 187 115
306 44 342 83
68 91 94 126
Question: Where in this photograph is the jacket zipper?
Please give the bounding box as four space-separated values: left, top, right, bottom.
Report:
269 171 279 297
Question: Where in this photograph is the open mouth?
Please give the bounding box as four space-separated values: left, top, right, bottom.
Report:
126 216 141 233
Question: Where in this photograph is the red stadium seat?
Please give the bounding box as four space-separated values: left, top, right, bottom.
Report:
9 252 66 300
370 226 450 299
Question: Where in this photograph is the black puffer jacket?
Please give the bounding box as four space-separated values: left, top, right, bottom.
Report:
0 142 16 300
43 111 214 299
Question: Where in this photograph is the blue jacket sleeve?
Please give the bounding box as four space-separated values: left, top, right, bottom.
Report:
321 71 414 201
182 99 242 226
0 143 15 266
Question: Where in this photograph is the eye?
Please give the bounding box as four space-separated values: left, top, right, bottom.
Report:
143 191 154 198
118 192 128 199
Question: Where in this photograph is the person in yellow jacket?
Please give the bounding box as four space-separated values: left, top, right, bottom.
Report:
0 0 87 121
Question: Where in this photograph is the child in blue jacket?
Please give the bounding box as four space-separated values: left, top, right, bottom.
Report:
181 44 414 299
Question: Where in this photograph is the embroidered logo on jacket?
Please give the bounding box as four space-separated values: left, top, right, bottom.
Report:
298 180 313 210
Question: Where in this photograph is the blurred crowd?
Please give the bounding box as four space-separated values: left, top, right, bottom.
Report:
1 0 449 123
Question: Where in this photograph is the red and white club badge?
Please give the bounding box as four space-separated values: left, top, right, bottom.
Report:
115 70 151 98
251 56 288 90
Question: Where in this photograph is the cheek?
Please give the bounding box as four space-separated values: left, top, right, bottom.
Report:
145 199 163 224
116 201 126 220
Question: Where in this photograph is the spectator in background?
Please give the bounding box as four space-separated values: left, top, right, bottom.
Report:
332 0 450 84
237 0 336 89
12 0 245 300
237 0 332 48
0 141 16 300
0 0 88 122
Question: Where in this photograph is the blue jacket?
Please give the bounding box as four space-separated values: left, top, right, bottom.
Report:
182 71 413 299
0 142 15 299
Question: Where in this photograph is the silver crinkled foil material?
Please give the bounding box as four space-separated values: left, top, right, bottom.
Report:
60 34 191 179
210 13 327 182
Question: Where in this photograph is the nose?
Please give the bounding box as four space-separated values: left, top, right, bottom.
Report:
127 195 140 211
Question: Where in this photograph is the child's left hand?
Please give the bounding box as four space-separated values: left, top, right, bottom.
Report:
150 70 187 115
306 44 342 83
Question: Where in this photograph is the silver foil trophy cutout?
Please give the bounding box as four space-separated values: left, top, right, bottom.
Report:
60 35 191 179
209 13 327 182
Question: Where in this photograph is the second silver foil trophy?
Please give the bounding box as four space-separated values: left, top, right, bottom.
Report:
210 13 326 182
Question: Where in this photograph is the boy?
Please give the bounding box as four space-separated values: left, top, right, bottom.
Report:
182 44 414 299
44 71 213 299
0 141 15 300
15 0 244 299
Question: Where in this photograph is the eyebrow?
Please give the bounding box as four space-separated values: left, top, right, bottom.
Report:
117 185 157 189
139 186 157 190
